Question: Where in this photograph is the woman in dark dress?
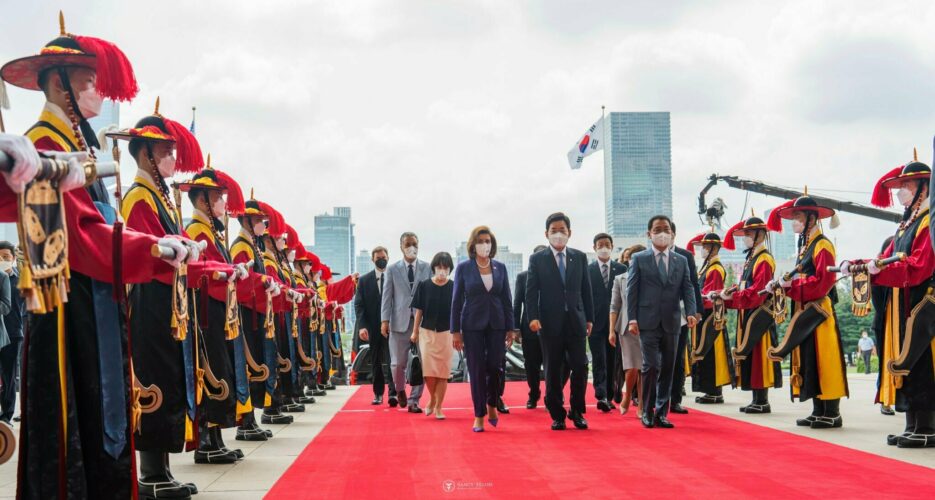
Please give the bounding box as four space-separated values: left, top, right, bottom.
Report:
410 252 455 419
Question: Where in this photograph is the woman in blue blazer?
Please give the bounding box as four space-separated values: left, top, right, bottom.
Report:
451 226 515 432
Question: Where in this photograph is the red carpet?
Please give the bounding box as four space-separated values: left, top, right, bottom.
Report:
267 382 933 499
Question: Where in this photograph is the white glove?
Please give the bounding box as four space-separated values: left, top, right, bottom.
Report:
705 291 718 301
270 282 281 297
233 263 249 282
294 291 304 304
779 276 792 288
720 289 734 300
96 124 118 152
180 239 205 264
868 260 881 275
0 134 40 193
45 151 88 192
157 237 188 268
839 261 851 277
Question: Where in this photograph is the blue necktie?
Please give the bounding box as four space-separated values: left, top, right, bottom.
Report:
558 252 566 284
657 253 668 282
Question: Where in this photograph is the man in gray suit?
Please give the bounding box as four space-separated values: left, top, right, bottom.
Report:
380 232 431 412
627 215 697 429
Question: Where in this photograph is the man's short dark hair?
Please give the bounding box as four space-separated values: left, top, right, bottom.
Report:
593 233 613 246
430 251 454 271
0 241 15 253
545 212 571 230
371 246 388 259
647 215 673 231
533 244 547 254
399 232 418 244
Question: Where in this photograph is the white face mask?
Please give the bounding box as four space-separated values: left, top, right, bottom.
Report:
896 187 914 207
792 219 805 234
157 153 176 178
435 268 449 280
699 247 709 259
596 248 612 260
404 246 418 259
548 232 568 248
287 250 296 263
0 261 13 272
743 236 755 249
475 243 491 258
76 86 103 118
302 264 312 275
252 222 266 236
210 196 226 218
651 232 672 248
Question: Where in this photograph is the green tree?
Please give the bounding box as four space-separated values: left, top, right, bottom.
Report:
833 281 874 358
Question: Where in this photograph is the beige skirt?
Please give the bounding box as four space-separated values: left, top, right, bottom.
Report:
418 327 453 378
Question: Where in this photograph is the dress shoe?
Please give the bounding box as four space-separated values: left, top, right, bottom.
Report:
526 398 537 409
497 399 510 414
744 403 771 414
669 404 688 414
398 390 407 406
407 403 422 414
654 416 675 429
261 413 294 425
372 395 383 405
641 414 655 428
551 419 566 431
881 406 895 416
567 411 588 429
388 396 398 408
596 399 612 413
810 415 843 429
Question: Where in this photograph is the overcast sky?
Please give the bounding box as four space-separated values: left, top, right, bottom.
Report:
3 0 934 265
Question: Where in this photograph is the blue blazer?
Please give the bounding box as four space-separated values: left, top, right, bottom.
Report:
451 258 514 333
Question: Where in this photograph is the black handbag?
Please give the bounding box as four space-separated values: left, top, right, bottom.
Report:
406 343 423 386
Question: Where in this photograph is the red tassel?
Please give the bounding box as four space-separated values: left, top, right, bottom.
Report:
307 251 321 270
321 265 333 281
73 36 139 101
213 170 245 215
766 200 794 232
257 201 286 237
870 166 904 208
722 219 746 250
286 225 301 250
162 117 204 173
685 233 704 254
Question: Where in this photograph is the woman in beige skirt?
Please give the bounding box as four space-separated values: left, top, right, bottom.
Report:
410 252 455 419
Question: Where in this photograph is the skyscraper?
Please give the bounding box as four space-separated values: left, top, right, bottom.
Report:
603 112 672 249
313 207 355 278
497 245 524 290
356 249 374 276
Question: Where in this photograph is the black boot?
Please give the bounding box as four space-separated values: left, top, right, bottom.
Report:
797 399 823 426
236 411 269 441
165 453 198 495
745 389 771 414
811 399 842 429
214 426 243 459
261 407 294 425
282 397 306 413
138 451 191 499
897 410 935 448
888 411 916 446
194 425 238 464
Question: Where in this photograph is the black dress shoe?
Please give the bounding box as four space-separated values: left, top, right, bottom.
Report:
654 416 675 429
388 396 398 408
596 399 612 413
551 419 566 431
407 403 422 414
568 412 588 429
669 404 688 414
398 390 407 405
372 395 383 405
497 399 510 414
641 414 655 428
526 398 537 409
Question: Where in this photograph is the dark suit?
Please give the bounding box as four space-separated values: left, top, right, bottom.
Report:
525 247 594 420
513 271 543 400
588 259 627 401
626 248 697 418
354 270 394 398
0 271 16 422
670 245 703 406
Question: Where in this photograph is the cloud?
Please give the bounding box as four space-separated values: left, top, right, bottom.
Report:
426 98 512 137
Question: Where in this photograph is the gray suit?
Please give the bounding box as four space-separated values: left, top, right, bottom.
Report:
380 258 431 403
626 248 697 418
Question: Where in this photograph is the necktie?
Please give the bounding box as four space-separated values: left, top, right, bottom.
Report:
378 274 383 295
557 252 566 284
602 263 609 286
408 263 415 290
657 253 668 282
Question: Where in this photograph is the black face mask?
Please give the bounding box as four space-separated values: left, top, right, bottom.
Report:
375 258 388 270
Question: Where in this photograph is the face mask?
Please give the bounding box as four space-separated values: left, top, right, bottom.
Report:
157 153 176 178
743 236 755 249
211 196 226 218
0 261 13 272
302 264 311 275
76 86 103 118
375 258 388 270
792 220 805 234
699 247 709 259
548 232 568 248
253 222 266 236
404 246 418 259
896 187 914 207
596 248 611 260
276 238 287 251
435 269 449 280
475 243 491 258
288 250 296 263
651 232 671 248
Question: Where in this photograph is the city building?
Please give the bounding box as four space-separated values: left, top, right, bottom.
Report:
603 112 672 250
313 207 355 278
356 249 374 275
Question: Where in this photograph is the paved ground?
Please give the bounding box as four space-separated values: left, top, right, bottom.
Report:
0 374 931 498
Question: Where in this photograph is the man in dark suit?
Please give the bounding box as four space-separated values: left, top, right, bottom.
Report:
526 212 594 430
514 244 547 409
627 215 698 429
588 233 628 412
669 222 703 415
0 241 22 424
355 247 396 405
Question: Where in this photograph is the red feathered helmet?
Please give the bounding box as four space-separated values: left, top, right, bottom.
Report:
176 155 246 216
1 11 138 101
255 201 286 238
723 214 770 250
106 97 204 173
686 232 721 255
870 155 931 209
